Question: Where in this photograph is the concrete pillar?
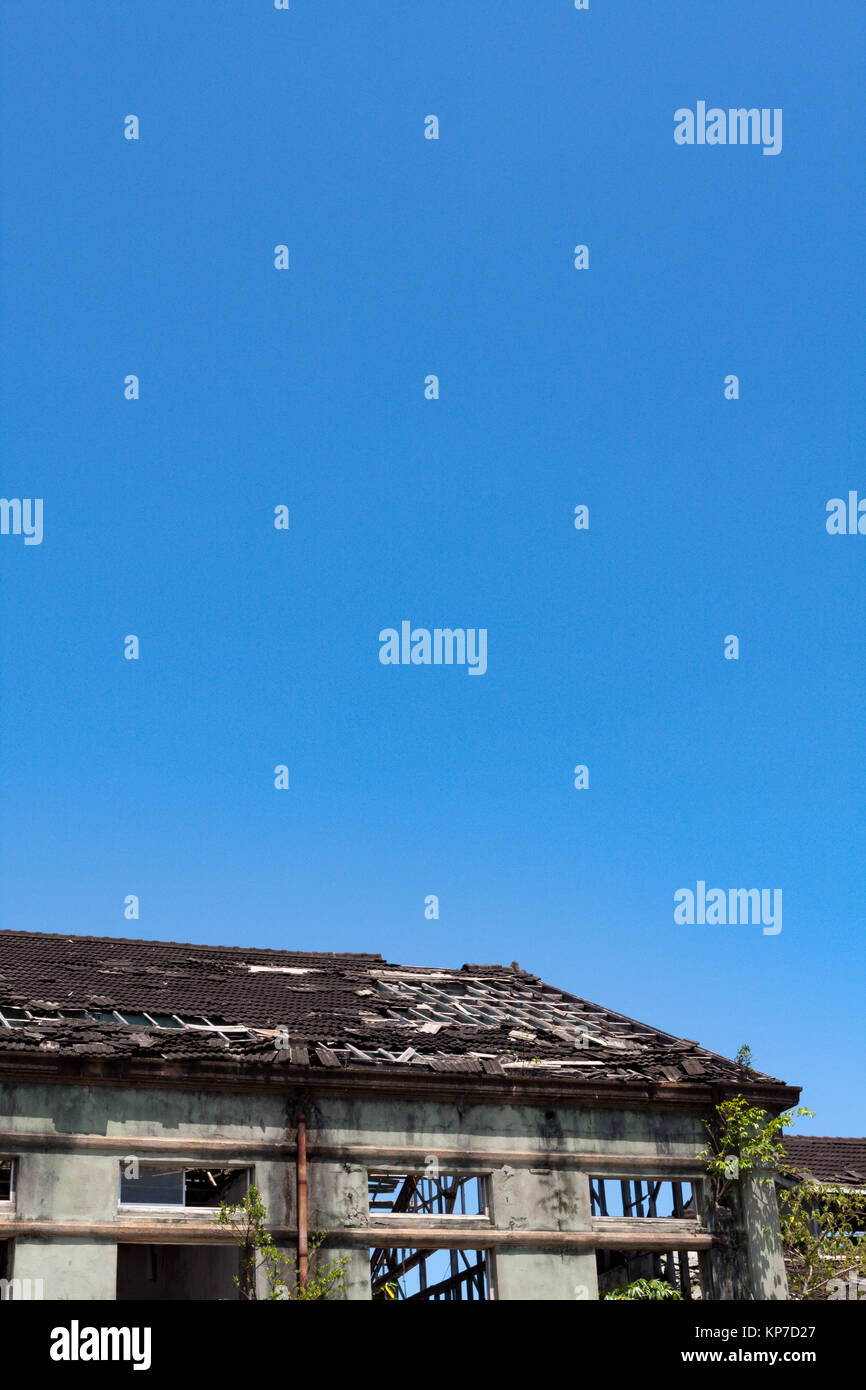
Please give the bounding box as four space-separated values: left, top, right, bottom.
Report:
739 1169 789 1300
13 1237 118 1301
697 1180 747 1300
11 1149 119 1299
488 1166 598 1300
322 1245 372 1301
307 1159 371 1300
492 1248 598 1301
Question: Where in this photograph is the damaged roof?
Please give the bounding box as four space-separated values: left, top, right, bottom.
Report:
782 1137 866 1187
0 928 787 1089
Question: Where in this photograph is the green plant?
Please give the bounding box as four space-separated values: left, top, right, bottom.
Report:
699 1066 866 1300
699 1094 814 1203
736 1043 754 1073
777 1179 866 1301
213 1185 349 1301
603 1278 681 1300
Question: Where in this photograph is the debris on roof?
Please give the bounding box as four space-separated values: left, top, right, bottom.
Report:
0 928 786 1086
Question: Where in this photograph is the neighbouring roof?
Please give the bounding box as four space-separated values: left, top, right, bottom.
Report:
782 1137 866 1187
0 928 788 1089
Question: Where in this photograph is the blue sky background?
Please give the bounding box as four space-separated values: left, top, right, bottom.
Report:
1 2 863 1131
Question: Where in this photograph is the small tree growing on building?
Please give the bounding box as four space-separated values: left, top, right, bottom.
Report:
699 1049 813 1204
213 1185 349 1301
699 1094 814 1205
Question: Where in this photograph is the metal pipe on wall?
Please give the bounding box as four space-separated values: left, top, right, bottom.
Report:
297 1113 308 1288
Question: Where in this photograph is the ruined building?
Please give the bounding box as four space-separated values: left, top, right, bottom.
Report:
0 929 799 1300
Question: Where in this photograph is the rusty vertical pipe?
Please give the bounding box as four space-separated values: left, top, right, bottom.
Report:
297 1113 308 1288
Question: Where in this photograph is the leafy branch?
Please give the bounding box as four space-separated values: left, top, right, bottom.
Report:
213 1185 349 1301
603 1278 681 1300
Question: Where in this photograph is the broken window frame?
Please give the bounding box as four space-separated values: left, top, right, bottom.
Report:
118 1163 251 1210
368 1172 492 1299
590 1174 704 1300
367 1171 491 1222
0 1004 250 1040
372 975 633 1049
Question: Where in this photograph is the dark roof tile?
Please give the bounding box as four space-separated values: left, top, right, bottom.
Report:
783 1137 866 1186
0 928 787 1087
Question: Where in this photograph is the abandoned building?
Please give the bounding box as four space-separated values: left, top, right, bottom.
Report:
0 927 802 1300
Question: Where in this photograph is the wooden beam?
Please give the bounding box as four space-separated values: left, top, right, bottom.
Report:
0 1217 716 1251
592 1216 704 1240
337 1226 716 1252
370 1214 491 1232
0 1219 286 1244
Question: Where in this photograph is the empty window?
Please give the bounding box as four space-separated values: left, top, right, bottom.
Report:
591 1177 701 1300
371 1246 489 1301
369 1172 487 1217
0 1160 13 1203
590 1178 695 1218
369 1173 490 1300
119 1165 249 1208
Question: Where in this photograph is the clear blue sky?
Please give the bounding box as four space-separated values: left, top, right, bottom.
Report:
1 2 863 1132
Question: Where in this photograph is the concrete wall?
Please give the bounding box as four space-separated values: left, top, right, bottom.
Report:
0 1079 293 1300
13 1237 117 1301
0 1078 784 1300
307 1094 708 1161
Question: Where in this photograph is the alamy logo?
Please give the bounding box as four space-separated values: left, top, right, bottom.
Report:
826 493 866 534
0 1277 44 1300
674 881 782 936
379 622 487 675
674 103 782 156
0 497 43 545
828 1271 866 1300
50 1321 151 1371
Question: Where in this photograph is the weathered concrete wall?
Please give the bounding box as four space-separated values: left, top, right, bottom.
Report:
0 1079 294 1300
0 1080 291 1145
488 1167 597 1300
494 1250 599 1300
304 1096 705 1301
307 1094 708 1158
16 1152 118 1223
13 1237 117 1301
0 1078 785 1301
304 1160 372 1300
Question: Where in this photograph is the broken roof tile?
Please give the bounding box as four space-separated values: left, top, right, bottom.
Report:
0 927 788 1089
